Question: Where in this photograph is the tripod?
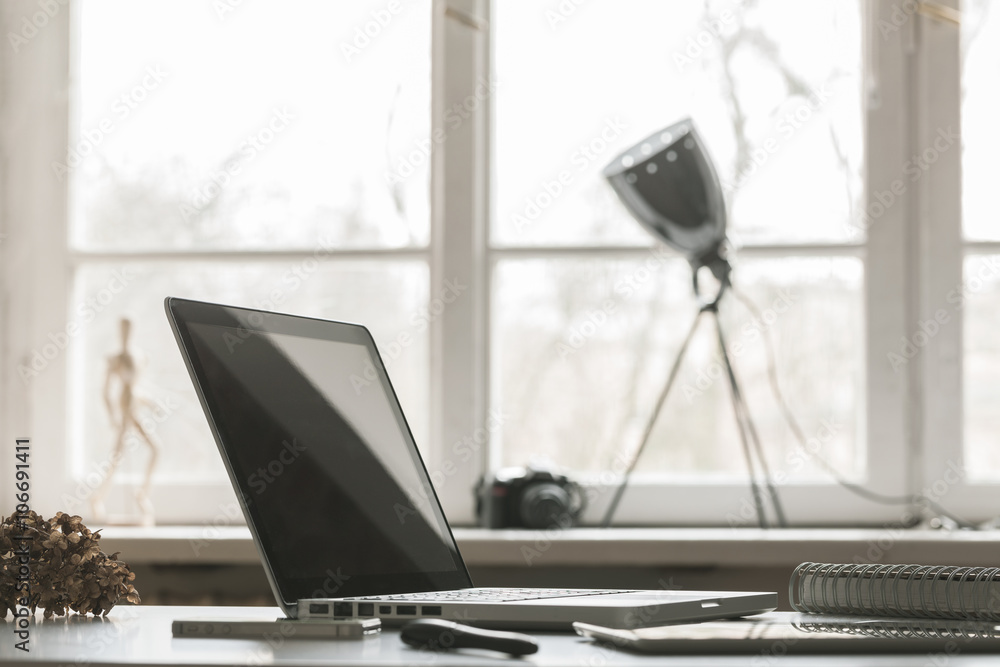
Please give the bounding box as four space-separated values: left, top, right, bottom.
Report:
600 281 787 529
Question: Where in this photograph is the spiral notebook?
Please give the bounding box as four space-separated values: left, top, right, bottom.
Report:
790 561 1000 621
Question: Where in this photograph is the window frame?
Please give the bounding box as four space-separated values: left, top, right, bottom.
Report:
0 0 992 527
916 0 993 521
477 0 916 526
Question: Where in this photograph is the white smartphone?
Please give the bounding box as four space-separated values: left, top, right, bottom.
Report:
172 616 381 640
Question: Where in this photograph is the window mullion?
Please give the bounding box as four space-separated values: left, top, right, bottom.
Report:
912 2 965 511
429 0 491 525
0 0 72 518
864 0 918 502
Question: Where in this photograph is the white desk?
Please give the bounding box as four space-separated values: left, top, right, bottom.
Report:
4 605 1000 666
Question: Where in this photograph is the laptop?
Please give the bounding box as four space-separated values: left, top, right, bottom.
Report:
165 297 777 630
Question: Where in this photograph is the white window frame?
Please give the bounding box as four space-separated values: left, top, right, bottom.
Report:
0 0 991 527
915 0 988 521
473 0 914 526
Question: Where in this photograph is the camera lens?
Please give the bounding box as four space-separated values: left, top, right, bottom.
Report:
519 483 571 529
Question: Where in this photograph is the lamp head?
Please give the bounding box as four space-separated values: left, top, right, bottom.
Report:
603 119 730 289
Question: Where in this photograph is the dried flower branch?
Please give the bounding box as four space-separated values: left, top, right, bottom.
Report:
0 511 140 619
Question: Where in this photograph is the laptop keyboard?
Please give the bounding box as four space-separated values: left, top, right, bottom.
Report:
344 588 638 603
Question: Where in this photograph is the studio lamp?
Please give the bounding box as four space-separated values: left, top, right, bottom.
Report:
603 119 731 298
599 118 786 529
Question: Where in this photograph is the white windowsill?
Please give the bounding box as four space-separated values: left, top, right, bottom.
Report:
97 526 1000 568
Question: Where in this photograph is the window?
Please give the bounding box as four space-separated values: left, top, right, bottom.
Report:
5 0 434 523
1 0 995 528
961 0 1000 478
492 2 865 491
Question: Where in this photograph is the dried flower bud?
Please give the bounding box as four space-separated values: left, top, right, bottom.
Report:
1 511 140 618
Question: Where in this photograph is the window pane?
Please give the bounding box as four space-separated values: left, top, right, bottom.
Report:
492 256 864 480
68 261 429 484
962 0 1000 240
71 0 430 250
962 4 1000 477
963 255 1000 480
493 1 863 247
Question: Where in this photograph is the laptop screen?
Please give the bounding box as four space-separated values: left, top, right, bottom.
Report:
166 298 471 605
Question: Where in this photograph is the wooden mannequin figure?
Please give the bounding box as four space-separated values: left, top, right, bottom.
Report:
90 317 159 527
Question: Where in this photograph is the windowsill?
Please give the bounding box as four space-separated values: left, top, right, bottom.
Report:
98 526 1000 568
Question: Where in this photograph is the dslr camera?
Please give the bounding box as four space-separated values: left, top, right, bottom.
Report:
475 467 585 529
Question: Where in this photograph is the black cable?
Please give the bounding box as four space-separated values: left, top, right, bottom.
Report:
729 286 974 529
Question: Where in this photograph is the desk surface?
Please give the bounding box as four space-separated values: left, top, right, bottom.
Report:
4 605 1000 666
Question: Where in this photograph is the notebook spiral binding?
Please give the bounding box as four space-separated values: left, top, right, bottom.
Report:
793 620 1000 640
789 561 1000 621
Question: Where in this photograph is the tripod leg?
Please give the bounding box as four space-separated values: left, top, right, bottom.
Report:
712 312 769 527
714 312 788 527
601 308 707 527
